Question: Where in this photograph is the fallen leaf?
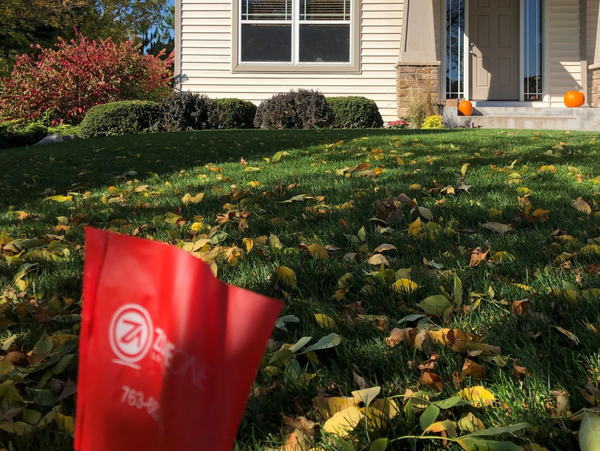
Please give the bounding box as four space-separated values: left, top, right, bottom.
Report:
307 244 329 260
462 359 485 379
392 279 418 293
418 295 452 316
276 267 297 290
552 326 580 344
512 300 529 315
579 411 600 451
314 314 336 329
458 386 496 407
385 328 415 348
374 244 397 254
481 222 513 234
368 254 389 266
573 198 592 215
551 390 570 417
323 407 364 437
420 372 443 392
458 412 486 433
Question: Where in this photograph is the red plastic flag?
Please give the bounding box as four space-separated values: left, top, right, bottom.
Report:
75 228 282 451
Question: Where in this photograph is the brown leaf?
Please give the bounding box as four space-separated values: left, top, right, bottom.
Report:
385 328 415 348
418 354 440 372
481 222 513 234
551 390 570 417
282 415 316 451
468 247 489 267
420 372 443 392
513 359 532 377
512 299 529 315
395 193 417 207
462 359 485 379
572 197 592 215
3 351 29 367
452 371 464 389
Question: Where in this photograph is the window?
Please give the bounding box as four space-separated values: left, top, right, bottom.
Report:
238 0 353 66
523 0 542 100
445 0 464 99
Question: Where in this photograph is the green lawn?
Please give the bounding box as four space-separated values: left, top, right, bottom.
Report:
1 128 600 451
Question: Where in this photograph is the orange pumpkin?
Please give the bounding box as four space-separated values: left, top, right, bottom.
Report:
458 100 474 116
564 90 585 108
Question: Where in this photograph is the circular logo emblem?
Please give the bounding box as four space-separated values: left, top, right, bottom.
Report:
109 304 153 364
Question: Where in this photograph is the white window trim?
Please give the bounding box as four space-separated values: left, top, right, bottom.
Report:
232 0 361 73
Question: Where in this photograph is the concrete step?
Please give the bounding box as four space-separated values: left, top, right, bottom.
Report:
472 107 579 117
469 115 582 130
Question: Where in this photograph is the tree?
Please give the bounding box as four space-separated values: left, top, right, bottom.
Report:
79 0 169 42
0 0 85 59
142 5 175 57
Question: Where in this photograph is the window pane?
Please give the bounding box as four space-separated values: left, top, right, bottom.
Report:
524 0 542 100
241 0 292 20
299 24 349 62
241 24 292 62
299 0 350 21
446 0 464 99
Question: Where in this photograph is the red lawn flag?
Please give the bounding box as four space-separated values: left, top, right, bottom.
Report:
75 228 282 451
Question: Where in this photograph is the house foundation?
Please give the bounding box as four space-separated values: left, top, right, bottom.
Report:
396 63 440 118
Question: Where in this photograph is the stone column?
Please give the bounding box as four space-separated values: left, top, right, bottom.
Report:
397 0 440 117
589 0 600 107
396 64 440 117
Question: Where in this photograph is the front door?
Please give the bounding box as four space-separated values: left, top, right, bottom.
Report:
470 0 520 100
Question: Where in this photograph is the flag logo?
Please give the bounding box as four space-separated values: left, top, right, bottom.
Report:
109 304 153 367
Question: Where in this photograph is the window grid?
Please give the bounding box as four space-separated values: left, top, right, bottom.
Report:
239 0 352 64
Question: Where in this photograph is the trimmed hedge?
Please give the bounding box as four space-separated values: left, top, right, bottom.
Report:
79 101 161 138
327 96 383 128
254 89 333 129
0 121 48 149
158 92 210 132
208 98 256 129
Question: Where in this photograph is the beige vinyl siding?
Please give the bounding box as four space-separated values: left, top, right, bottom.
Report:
548 0 582 105
180 0 403 121
588 0 599 102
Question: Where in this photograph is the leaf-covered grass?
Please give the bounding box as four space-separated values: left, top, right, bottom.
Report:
1 128 600 450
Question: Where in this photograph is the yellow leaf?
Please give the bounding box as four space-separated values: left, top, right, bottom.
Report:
276 266 297 290
517 187 534 194
269 234 283 250
488 208 503 217
243 238 254 253
358 226 366 242
539 165 557 173
44 195 72 202
315 314 336 329
551 326 580 344
55 412 75 435
408 218 423 238
392 279 418 293
458 386 496 407
581 245 600 256
493 251 515 263
424 420 458 437
323 407 364 437
554 252 577 264
308 244 329 260
312 396 358 418
182 193 204 205
531 209 550 221
190 222 203 232
332 287 349 301
409 184 422 190
458 412 486 433
247 181 261 188
397 157 405 165
368 254 389 266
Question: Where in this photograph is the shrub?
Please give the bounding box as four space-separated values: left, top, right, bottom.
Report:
158 92 210 132
0 121 48 149
327 96 383 128
208 98 256 129
79 101 161 138
254 89 333 129
421 114 444 130
388 119 409 129
0 36 173 125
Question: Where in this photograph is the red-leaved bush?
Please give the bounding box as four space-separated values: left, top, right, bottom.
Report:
0 36 174 124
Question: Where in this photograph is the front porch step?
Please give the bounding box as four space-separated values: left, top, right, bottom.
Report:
444 106 600 131
472 107 579 117
469 115 582 131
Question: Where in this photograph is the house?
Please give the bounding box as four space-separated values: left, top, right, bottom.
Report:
174 0 600 130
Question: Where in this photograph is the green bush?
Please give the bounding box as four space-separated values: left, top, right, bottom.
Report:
158 92 210 132
79 101 161 138
208 98 256 129
0 121 48 149
254 89 333 129
327 96 383 128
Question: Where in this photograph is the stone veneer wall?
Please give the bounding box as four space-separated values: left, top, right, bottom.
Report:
593 68 600 108
396 64 440 118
